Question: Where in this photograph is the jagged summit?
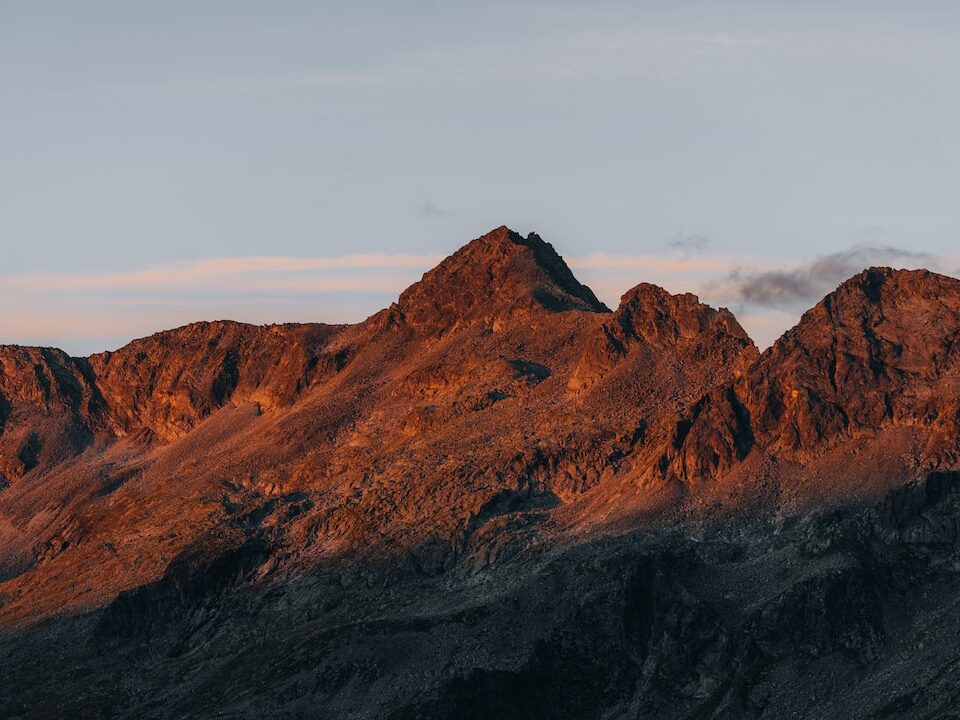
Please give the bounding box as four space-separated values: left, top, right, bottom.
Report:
613 283 753 346
834 264 955 295
394 226 607 334
764 265 960 376
569 282 757 392
772 266 960 348
512 229 608 311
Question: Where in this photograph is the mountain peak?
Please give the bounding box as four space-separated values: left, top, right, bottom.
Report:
776 266 960 350
394 226 607 334
724 264 960 459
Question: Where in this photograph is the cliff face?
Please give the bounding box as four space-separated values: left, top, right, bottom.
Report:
667 267 960 500
0 322 343 481
742 267 960 457
2 228 960 719
0 346 103 485
89 320 342 441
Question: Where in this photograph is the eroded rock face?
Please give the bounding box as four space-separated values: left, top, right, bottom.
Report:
669 267 960 489
394 226 607 336
744 268 960 456
0 322 344 480
1 229 959 718
0 346 103 482
89 320 342 440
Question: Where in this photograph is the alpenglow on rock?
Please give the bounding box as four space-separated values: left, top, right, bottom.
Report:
2 227 960 719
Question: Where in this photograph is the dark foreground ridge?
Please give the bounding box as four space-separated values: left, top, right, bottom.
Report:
2 228 960 718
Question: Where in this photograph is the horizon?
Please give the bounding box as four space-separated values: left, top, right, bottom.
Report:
4 2 960 353
1 223 955 356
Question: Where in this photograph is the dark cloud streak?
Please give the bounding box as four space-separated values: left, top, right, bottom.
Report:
711 244 936 308
666 233 710 253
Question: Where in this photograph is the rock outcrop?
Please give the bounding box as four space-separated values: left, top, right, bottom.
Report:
0 346 104 482
393 226 607 336
89 320 341 440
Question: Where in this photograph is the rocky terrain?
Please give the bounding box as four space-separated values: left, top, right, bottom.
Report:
2 226 960 718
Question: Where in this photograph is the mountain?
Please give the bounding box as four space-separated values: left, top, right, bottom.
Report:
669 267 960 510
2 228 960 719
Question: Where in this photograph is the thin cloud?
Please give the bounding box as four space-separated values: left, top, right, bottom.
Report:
0 254 444 293
418 196 451 220
665 233 710 254
6 252 722 300
0 253 443 352
706 244 937 308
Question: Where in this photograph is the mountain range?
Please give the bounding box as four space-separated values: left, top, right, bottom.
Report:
2 226 960 719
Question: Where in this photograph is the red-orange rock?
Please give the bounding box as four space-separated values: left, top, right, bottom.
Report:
1 230 958 632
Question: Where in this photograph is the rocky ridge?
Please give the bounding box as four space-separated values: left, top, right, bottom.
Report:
1 227 960 718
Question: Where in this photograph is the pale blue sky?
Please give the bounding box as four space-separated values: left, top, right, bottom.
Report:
2 1 959 353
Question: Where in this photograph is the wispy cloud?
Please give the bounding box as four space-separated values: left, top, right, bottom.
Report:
704 245 937 308
0 254 444 294
679 33 767 50
2 249 736 352
0 254 443 353
418 196 452 220
665 233 710 255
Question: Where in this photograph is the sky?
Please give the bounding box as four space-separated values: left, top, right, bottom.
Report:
2 1 959 354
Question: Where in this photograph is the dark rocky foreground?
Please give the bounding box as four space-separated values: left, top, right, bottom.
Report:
3 470 960 719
